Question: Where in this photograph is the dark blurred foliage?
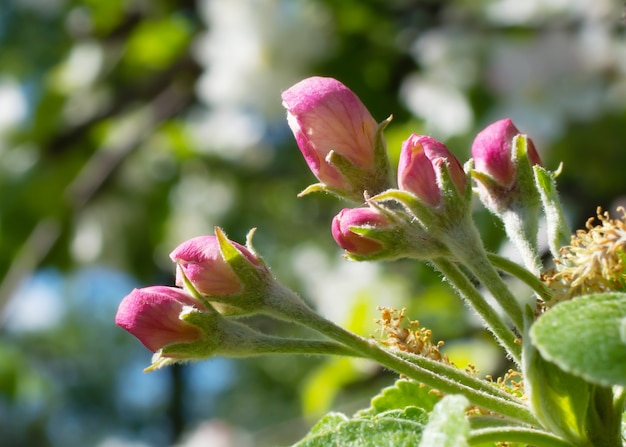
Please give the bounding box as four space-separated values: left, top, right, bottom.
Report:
0 0 624 446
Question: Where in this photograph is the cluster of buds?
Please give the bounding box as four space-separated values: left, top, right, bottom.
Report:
282 77 541 272
283 77 550 339
116 229 274 370
115 75 626 447
119 77 546 367
283 77 539 263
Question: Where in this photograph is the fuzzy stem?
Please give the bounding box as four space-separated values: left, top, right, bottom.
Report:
394 350 521 404
241 335 364 358
468 426 572 447
501 208 542 275
487 253 552 302
266 286 537 426
433 258 522 365
444 221 525 332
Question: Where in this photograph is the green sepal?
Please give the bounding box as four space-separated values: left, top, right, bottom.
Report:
209 227 272 312
215 226 266 285
332 114 394 201
533 163 571 258
511 134 541 212
469 157 510 214
436 156 472 216
346 223 449 262
299 115 394 203
370 158 471 239
151 305 362 370
297 182 332 198
370 189 437 229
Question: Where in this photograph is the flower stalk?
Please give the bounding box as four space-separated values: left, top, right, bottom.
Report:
262 284 537 425
432 258 522 365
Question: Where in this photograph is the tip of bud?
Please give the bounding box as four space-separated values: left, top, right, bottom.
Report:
472 118 542 187
332 207 390 256
397 134 466 207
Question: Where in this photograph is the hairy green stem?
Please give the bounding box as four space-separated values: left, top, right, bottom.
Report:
468 426 572 447
249 336 365 358
487 252 553 302
501 208 542 275
394 350 521 405
433 258 522 365
440 218 525 332
266 287 538 426
450 236 525 331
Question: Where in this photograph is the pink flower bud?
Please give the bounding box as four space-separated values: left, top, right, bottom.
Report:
170 235 259 296
397 135 466 206
281 76 379 190
332 207 390 255
472 118 542 186
115 286 204 353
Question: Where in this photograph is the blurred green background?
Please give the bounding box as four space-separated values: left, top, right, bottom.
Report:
1 0 625 446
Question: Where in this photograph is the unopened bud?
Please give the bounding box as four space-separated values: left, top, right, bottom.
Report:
397 134 466 207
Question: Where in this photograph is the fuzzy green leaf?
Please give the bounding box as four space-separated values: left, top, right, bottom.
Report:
359 379 440 417
293 407 426 447
530 292 626 386
418 394 470 447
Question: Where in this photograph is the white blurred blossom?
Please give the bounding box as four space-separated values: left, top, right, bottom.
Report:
291 244 408 329
0 79 28 134
189 0 332 157
401 0 626 143
486 0 616 25
400 74 473 138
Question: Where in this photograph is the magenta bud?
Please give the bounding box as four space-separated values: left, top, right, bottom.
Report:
397 134 466 206
281 76 379 190
332 207 391 255
170 235 260 296
472 118 542 186
115 286 204 353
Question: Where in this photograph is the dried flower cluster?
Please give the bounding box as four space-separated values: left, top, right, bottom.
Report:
542 207 626 307
375 307 450 364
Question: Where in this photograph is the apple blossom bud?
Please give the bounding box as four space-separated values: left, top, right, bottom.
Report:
115 286 204 353
472 118 542 186
471 118 544 273
170 235 260 296
332 207 390 255
282 76 389 198
397 134 466 207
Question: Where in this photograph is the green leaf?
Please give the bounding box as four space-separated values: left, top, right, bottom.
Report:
359 379 440 417
306 412 349 436
293 407 426 447
418 394 470 447
530 292 626 386
523 342 591 443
